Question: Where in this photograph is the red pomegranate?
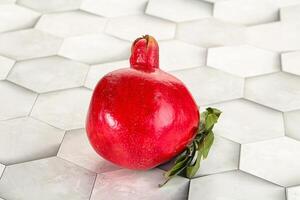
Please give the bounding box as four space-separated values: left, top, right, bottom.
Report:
86 35 199 170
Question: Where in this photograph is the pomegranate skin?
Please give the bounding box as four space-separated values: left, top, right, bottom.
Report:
86 36 199 170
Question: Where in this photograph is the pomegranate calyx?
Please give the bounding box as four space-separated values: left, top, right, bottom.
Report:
130 35 159 72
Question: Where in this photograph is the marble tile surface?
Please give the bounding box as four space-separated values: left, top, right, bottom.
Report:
0 157 96 200
0 4 40 33
105 15 176 41
170 67 244 106
211 99 284 144
8 56 90 93
35 11 107 38
207 45 280 77
0 1 300 199
284 110 300 141
0 117 65 165
0 29 62 60
281 51 300 76
245 72 300 112
189 171 285 200
240 137 300 187
90 169 189 200
58 129 120 173
146 0 212 22
214 0 279 26
31 88 92 130
59 34 130 64
0 56 15 80
0 81 37 120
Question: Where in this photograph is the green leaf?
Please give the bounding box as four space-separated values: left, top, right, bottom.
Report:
205 113 218 131
202 131 214 159
186 143 204 178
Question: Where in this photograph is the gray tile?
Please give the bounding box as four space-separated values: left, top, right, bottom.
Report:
245 72 300 112
0 0 15 4
58 129 120 173
240 137 300 187
0 4 40 33
59 34 130 64
214 0 279 25
284 110 300 141
282 51 300 76
0 117 64 165
0 157 96 200
275 0 300 7
80 0 148 17
160 136 239 177
0 56 15 80
31 88 92 130
0 29 62 60
84 60 129 90
0 164 4 177
35 11 107 38
0 81 37 120
177 18 246 47
207 45 280 77
105 15 176 41
246 21 300 51
212 99 284 144
18 0 82 13
8 56 90 93
159 40 206 72
170 67 244 106
189 171 285 200
90 169 189 200
287 186 300 200
146 0 212 22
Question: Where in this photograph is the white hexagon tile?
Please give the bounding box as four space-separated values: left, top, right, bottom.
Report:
1 0 300 200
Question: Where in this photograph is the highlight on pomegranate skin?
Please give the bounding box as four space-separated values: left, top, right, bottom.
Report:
86 35 199 170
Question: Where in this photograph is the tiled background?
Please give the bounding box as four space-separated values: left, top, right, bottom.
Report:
0 0 299 199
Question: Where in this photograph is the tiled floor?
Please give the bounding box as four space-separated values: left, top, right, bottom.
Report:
0 0 299 199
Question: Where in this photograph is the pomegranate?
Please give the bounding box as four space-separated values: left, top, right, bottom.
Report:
86 35 199 170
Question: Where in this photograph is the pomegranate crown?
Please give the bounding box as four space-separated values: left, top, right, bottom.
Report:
130 35 159 72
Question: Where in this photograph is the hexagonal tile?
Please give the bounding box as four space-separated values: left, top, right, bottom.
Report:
35 11 107 38
90 169 189 200
146 0 212 22
280 4 300 22
246 22 300 52
211 99 284 144
31 88 92 130
287 186 300 200
159 40 206 72
214 0 279 26
59 34 130 64
240 137 300 187
207 45 280 77
85 60 129 90
80 0 148 17
0 4 40 33
18 0 82 13
177 18 246 47
284 110 300 141
0 157 96 200
189 171 285 200
0 117 64 165
8 56 90 93
58 129 120 173
0 29 62 60
282 51 300 76
105 15 176 41
0 81 37 120
0 164 4 177
160 136 239 177
0 55 15 80
245 72 300 112
170 67 244 106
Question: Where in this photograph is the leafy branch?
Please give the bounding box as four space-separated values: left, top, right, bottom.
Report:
159 107 222 187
